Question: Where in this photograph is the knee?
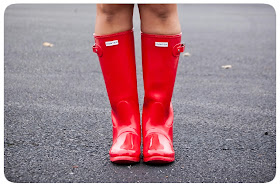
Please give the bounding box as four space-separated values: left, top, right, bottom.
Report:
97 4 132 23
145 4 176 21
97 4 119 22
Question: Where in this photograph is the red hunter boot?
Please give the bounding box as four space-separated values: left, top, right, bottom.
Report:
141 32 185 163
92 29 141 163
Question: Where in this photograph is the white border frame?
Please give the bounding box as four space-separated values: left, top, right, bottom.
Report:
1 0 278 186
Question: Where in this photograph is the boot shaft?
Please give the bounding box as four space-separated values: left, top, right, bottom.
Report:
93 29 140 140
141 32 185 110
93 30 139 110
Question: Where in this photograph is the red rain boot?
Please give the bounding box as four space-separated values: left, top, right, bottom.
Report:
141 32 185 163
92 29 141 163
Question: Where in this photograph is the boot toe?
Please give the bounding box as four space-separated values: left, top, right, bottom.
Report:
143 133 174 161
109 132 140 158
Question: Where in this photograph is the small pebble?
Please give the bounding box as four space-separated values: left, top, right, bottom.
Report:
183 52 191 57
221 65 232 69
43 42 54 47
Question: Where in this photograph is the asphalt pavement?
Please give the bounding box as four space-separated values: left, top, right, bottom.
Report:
4 4 276 183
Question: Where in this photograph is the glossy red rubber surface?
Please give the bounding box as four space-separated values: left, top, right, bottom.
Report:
93 29 140 163
141 32 184 163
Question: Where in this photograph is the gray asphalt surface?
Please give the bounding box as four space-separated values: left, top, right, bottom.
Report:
4 4 276 183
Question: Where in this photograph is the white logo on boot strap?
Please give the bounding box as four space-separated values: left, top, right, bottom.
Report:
105 40 119 46
155 42 168 47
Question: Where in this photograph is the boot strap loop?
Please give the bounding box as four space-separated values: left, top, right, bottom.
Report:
92 44 103 57
172 43 185 57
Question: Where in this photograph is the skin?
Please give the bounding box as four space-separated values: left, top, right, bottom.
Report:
94 4 181 35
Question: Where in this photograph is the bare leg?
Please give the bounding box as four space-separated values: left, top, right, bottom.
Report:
95 4 134 35
138 4 184 163
138 4 181 35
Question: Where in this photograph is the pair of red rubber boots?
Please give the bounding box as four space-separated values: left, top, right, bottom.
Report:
92 29 185 164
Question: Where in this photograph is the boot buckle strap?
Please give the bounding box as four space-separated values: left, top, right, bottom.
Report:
172 43 185 57
92 44 103 57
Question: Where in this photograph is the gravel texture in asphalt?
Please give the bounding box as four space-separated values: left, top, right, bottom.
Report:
4 4 276 183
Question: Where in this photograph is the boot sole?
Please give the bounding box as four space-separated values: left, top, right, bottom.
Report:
143 156 174 163
110 156 140 164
